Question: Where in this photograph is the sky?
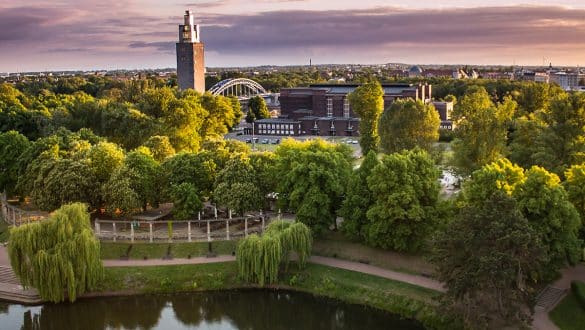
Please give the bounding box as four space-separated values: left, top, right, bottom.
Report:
0 0 584 72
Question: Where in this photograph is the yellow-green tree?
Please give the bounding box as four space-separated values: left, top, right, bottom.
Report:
348 82 384 155
379 98 440 154
9 203 104 302
451 87 516 175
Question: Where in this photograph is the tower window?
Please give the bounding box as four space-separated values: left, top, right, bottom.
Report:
327 98 333 117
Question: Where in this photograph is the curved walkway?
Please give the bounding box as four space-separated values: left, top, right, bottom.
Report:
103 254 445 292
533 263 585 330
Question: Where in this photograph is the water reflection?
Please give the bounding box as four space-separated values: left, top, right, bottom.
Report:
0 290 423 330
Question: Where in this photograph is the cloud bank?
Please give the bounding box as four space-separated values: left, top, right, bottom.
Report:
0 3 584 70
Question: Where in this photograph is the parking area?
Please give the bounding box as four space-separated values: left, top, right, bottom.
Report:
226 130 362 157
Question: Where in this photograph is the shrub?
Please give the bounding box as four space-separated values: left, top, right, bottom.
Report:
571 280 585 310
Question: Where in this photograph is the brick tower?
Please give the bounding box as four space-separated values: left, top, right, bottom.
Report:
176 10 205 93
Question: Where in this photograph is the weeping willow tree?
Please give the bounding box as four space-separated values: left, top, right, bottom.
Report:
236 220 312 285
9 203 104 303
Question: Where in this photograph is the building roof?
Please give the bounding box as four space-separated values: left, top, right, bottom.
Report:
254 118 301 124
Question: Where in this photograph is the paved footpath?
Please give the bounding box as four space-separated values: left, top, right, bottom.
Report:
103 254 445 292
532 263 585 330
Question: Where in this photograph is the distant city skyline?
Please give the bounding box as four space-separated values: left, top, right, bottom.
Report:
1 0 584 72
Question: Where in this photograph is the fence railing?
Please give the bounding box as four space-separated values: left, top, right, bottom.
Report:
94 215 270 243
1 194 47 226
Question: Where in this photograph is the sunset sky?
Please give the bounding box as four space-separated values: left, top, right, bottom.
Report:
1 0 584 71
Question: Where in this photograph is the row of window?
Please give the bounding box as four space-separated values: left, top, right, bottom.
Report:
326 97 351 118
259 130 295 135
258 123 296 130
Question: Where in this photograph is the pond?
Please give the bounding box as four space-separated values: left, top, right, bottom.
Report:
0 290 423 329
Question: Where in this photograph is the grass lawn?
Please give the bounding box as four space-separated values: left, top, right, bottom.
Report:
100 241 238 260
549 293 585 330
313 231 434 276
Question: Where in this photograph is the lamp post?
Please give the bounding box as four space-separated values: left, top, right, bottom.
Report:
252 120 256 151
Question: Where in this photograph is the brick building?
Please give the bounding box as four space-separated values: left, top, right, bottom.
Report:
254 83 431 136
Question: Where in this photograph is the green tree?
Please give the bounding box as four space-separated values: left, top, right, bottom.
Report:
508 114 547 169
237 221 311 285
514 166 582 280
246 96 270 123
531 93 585 176
170 182 202 220
213 158 262 216
366 148 440 252
379 98 440 153
275 139 352 234
463 159 582 281
451 88 516 175
432 192 544 329
565 164 585 239
142 135 176 162
339 150 379 241
162 152 217 199
125 150 162 209
348 81 384 155
86 141 125 208
249 152 277 208
9 203 104 302
102 173 142 216
0 131 31 195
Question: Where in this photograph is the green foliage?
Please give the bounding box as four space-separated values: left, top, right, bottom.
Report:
366 149 440 252
162 152 217 199
275 138 352 235
348 81 384 155
339 150 379 241
514 166 582 279
462 158 525 204
142 135 176 162
379 98 440 154
102 173 142 216
432 192 544 329
236 221 312 285
532 93 585 176
8 203 104 302
461 159 582 282
0 131 31 194
170 183 202 220
246 96 270 123
213 158 262 216
451 88 516 175
249 152 277 208
571 281 585 310
119 150 162 210
565 164 585 237
236 234 282 286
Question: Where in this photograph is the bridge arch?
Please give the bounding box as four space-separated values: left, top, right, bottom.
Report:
208 78 268 97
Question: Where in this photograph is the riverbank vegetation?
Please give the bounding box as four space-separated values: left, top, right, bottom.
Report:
96 262 456 329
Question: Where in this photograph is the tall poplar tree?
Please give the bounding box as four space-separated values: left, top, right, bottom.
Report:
348 82 384 155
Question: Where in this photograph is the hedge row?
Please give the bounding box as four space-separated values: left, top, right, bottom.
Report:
571 280 585 310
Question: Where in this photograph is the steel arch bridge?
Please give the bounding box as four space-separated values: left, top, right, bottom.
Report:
208 78 268 98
